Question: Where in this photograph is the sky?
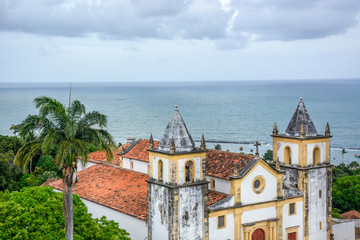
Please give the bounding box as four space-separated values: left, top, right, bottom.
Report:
1 0 360 82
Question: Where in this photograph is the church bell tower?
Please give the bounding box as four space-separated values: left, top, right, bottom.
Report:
272 98 332 240
147 105 209 240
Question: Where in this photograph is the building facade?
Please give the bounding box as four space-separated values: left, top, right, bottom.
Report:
45 98 333 240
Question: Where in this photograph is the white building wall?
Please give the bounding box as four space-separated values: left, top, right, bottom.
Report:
77 160 96 171
123 157 131 169
179 186 203 240
308 168 327 240
241 165 277 205
278 142 299 165
209 214 234 240
152 157 169 183
178 157 201 184
307 142 326 165
132 160 148 174
282 201 304 240
333 220 355 240
53 189 147 240
242 207 277 239
151 184 169 240
206 176 231 194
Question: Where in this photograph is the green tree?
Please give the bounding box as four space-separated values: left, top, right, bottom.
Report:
0 159 23 191
214 144 222 150
13 96 115 240
0 186 130 240
263 149 273 162
332 175 360 213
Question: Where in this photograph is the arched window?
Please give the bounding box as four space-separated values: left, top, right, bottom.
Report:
158 160 163 182
284 146 292 165
313 147 320 165
185 160 195 183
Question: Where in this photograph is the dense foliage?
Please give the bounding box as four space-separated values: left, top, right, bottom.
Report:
332 162 360 216
0 186 131 240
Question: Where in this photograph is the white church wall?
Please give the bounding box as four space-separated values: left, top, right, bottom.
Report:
308 168 327 240
241 165 277 205
77 159 96 171
123 157 131 169
53 189 147 240
282 201 304 240
179 185 203 240
178 157 201 184
152 156 169 183
206 176 231 194
241 207 276 224
307 142 326 165
132 159 148 174
209 214 234 240
277 142 299 165
150 184 169 240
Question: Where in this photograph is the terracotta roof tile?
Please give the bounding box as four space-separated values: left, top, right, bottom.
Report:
206 149 253 180
44 164 149 221
340 210 360 219
208 190 229 205
87 144 130 165
44 163 229 221
121 139 159 162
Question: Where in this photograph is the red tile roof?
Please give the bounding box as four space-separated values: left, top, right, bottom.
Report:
44 164 149 221
88 144 130 165
88 140 253 180
44 163 228 221
121 139 159 162
341 210 360 219
206 149 253 180
208 190 229 205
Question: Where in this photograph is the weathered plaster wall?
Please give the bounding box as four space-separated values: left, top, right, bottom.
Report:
153 157 169 183
179 185 203 240
278 142 299 165
307 142 326 165
308 168 327 240
209 214 234 240
206 176 231 194
241 165 277 205
178 157 201 184
282 202 304 240
150 184 169 240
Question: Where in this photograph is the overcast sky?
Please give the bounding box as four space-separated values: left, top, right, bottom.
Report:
1 0 360 82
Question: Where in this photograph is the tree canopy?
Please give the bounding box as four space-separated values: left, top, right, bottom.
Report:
0 186 130 240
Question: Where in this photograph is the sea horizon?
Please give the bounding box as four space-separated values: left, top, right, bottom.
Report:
1 79 359 165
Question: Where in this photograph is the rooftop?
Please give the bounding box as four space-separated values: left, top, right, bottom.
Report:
43 163 229 221
158 105 195 152
285 97 317 137
340 210 360 219
121 139 159 162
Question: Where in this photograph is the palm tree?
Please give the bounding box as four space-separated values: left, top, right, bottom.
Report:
13 96 115 240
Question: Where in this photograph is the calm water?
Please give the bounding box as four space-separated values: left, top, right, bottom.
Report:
1 80 359 165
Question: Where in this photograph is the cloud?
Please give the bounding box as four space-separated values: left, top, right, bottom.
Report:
0 0 359 48
37 40 61 56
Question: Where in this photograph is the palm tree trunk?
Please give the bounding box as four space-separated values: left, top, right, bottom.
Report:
63 182 69 239
66 183 74 240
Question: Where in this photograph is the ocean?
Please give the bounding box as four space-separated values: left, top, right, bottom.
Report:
1 80 359 165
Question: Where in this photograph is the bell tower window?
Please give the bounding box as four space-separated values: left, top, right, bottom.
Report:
313 147 320 165
284 146 292 165
158 160 163 182
185 160 195 183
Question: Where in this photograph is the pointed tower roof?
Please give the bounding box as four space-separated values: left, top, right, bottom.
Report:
158 105 195 152
285 97 317 137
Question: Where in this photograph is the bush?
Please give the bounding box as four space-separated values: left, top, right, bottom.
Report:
0 186 131 240
36 155 58 173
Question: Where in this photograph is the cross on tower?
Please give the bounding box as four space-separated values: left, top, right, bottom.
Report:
254 141 261 156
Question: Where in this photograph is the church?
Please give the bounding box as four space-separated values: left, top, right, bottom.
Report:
45 98 333 240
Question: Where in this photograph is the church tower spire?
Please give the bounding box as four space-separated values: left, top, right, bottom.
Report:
147 106 209 240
